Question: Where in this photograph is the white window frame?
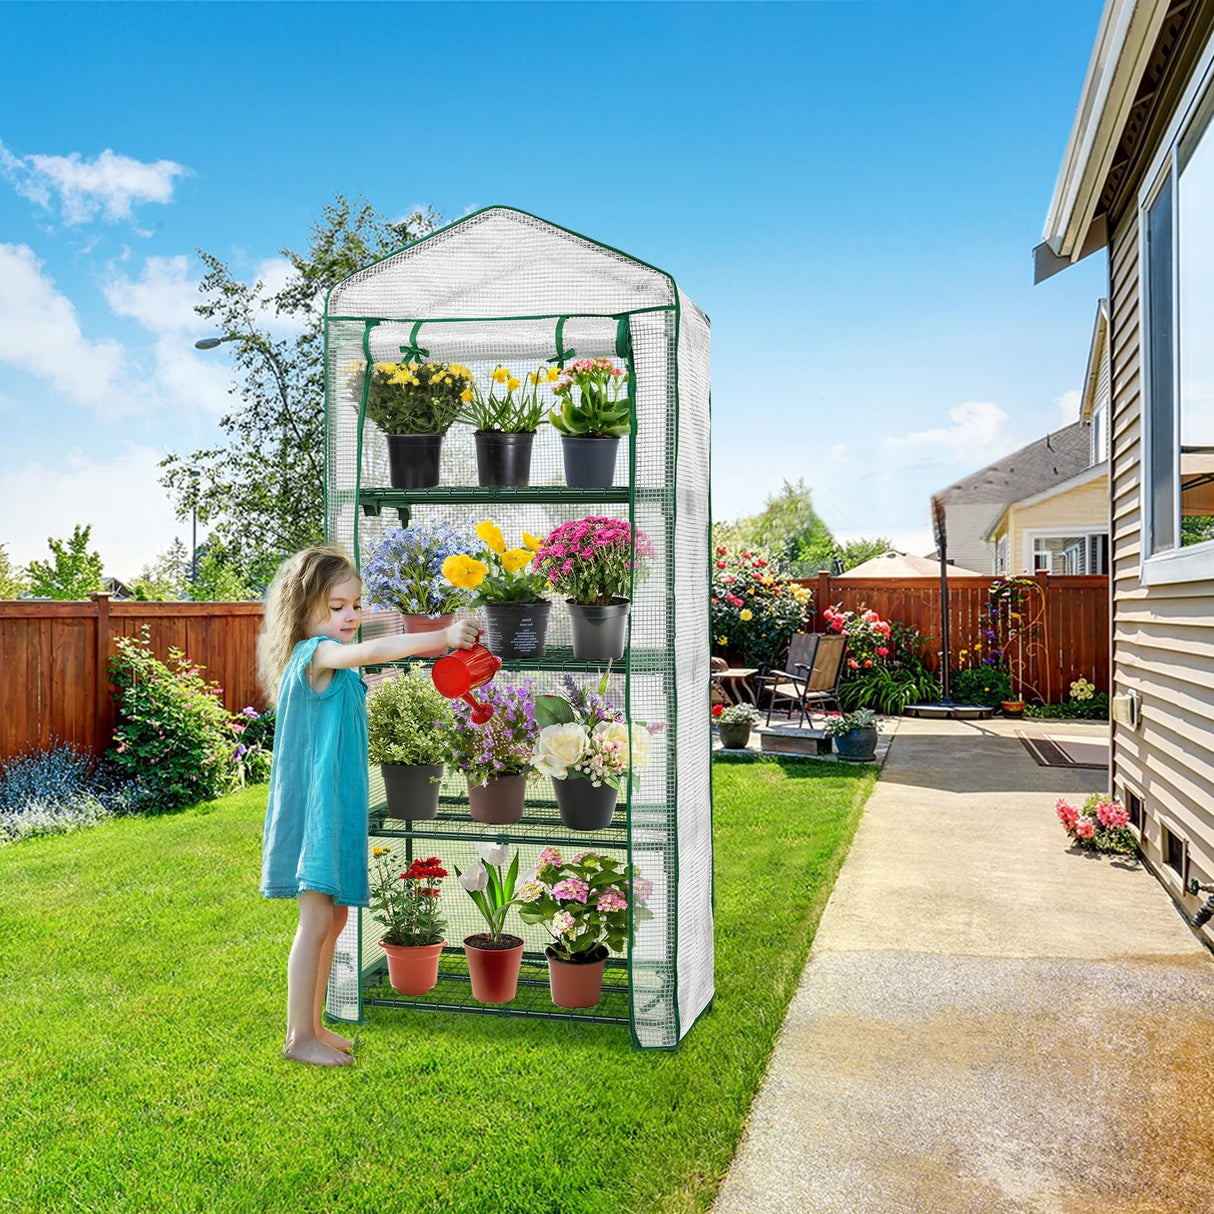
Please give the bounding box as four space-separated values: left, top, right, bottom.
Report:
1022 526 1107 576
1138 28 1214 585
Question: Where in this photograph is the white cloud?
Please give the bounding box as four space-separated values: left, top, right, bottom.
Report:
0 243 156 418
887 400 1011 466
0 139 189 226
830 442 848 461
0 445 191 581
1056 387 1082 425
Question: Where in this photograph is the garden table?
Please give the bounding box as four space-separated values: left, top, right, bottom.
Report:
715 667 759 705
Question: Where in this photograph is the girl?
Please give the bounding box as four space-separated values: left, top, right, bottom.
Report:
257 546 478 1067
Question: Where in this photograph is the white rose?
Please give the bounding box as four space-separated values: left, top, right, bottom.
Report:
458 861 488 893
592 720 629 752
533 722 589 779
474 841 510 867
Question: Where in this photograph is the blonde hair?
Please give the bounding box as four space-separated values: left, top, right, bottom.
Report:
258 546 360 702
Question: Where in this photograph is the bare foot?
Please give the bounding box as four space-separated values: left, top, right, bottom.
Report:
282 1038 354 1067
318 1026 354 1052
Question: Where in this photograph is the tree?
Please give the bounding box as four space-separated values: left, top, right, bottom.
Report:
190 538 254 602
0 543 27 598
836 537 893 571
131 538 191 601
161 194 440 591
729 479 836 576
26 524 105 600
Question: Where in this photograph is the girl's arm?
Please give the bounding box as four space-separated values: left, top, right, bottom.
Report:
314 619 481 672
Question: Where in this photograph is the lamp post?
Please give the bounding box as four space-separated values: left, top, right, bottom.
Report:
193 331 322 488
188 468 201 589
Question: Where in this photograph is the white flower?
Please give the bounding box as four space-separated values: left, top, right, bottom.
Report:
533 722 589 779
458 862 488 892
593 720 629 751
629 723 653 770
474 841 510 867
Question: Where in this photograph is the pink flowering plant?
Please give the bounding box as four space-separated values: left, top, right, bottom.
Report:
710 542 811 669
1055 794 1136 854
516 848 652 962
534 516 655 605
549 357 631 438
444 678 539 786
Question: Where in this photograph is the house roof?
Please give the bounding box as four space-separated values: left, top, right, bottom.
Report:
982 462 1109 542
844 550 983 578
933 422 1092 507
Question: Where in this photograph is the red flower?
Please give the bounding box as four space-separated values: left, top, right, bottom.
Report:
716 546 727 555
711 597 718 605
848 659 859 669
876 646 889 657
753 572 763 580
756 558 768 567
863 659 872 668
716 561 726 569
712 704 724 717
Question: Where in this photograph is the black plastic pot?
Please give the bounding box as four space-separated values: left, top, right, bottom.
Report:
566 598 629 661
484 601 551 660
560 436 621 488
380 763 443 819
386 433 443 489
475 430 535 488
553 776 619 831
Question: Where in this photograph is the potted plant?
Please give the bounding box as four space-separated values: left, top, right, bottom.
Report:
517 847 652 1008
549 357 631 487
455 842 524 1002
533 516 655 661
362 520 479 657
444 520 551 659
532 670 654 830
347 359 472 488
821 708 882 761
369 845 449 995
445 678 540 824
712 702 759 749
367 668 455 820
457 364 552 487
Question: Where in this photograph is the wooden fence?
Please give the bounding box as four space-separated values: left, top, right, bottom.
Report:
800 572 1109 703
0 596 265 765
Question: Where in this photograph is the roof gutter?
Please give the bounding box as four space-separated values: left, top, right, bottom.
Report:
1035 0 1169 282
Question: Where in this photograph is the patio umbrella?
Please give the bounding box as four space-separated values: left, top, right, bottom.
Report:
843 550 983 578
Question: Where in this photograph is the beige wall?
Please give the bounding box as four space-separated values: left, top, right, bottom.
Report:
998 475 1108 573
1109 194 1214 935
943 502 1000 574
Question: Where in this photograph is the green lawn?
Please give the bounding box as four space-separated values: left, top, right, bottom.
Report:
0 756 877 1214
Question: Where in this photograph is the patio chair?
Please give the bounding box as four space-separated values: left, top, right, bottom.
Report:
799 633 849 722
756 632 821 726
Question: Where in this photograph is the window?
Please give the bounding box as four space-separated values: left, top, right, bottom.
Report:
1124 789 1143 831
1031 533 1107 575
1164 825 1188 879
1091 403 1109 465
1142 61 1214 575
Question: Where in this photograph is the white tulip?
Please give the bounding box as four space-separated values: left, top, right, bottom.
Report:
474 841 510 867
458 862 488 892
533 722 589 779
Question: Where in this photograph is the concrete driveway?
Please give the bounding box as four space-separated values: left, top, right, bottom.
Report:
713 716 1214 1214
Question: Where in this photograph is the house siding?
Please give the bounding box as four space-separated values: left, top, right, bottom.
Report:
1002 476 1109 573
1108 169 1214 926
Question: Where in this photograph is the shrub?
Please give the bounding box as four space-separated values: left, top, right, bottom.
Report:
0 742 141 844
108 629 239 811
1025 693 1109 721
951 666 1013 707
367 668 454 767
1056 793 1135 854
833 615 940 714
710 543 811 670
231 704 276 785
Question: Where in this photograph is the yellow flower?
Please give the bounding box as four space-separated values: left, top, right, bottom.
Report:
506 377 521 392
501 548 534 574
739 609 753 621
528 372 539 386
460 389 474 403
717 636 729 646
493 367 509 384
441 554 488 590
373 362 396 374
522 530 543 552
372 845 390 857
761 574 774 586
547 367 561 382
476 520 506 554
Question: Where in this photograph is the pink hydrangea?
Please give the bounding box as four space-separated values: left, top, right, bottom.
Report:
536 846 562 869
551 910 577 938
596 888 628 913
517 881 545 903
552 878 590 904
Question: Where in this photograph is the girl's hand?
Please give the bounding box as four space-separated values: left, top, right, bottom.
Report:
445 619 481 650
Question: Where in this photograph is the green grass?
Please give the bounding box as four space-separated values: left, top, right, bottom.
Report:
0 756 877 1214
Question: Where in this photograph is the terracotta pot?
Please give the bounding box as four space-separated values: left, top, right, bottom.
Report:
464 933 525 1002
1000 700 1025 717
467 773 527 825
380 763 443 820
402 612 453 659
552 775 619 831
546 945 608 1009
381 939 444 995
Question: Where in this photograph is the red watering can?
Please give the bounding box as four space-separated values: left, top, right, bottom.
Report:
431 643 502 725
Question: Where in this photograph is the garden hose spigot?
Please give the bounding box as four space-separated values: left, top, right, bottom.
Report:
1188 880 1214 929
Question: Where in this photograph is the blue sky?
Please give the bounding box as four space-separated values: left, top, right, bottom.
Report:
0 0 1106 580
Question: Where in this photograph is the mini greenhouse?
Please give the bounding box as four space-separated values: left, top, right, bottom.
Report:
321 207 711 1048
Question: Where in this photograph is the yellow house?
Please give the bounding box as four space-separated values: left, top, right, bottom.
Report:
986 301 1111 575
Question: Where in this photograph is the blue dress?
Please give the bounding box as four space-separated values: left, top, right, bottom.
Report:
260 637 371 907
